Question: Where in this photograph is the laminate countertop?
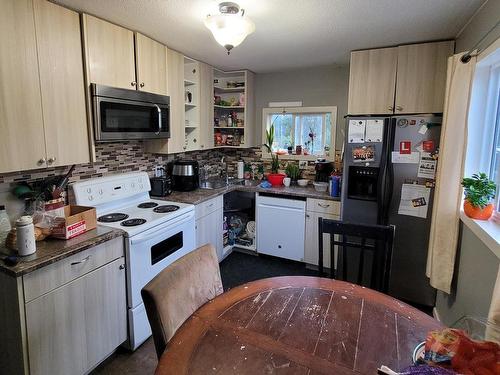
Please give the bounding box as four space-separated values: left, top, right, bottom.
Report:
0 227 124 277
161 183 341 205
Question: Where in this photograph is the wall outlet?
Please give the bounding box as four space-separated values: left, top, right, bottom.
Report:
298 160 308 169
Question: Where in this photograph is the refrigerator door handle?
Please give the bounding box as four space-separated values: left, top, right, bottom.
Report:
377 118 395 225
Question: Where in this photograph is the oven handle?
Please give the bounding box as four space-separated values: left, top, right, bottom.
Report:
130 211 194 245
154 104 161 135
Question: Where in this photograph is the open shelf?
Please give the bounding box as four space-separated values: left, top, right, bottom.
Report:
214 86 245 93
214 105 244 109
214 126 245 129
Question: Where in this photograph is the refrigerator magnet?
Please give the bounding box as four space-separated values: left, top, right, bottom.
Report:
418 124 428 135
399 141 412 154
417 152 437 180
422 140 434 152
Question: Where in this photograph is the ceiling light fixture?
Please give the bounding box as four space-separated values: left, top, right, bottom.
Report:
204 2 255 55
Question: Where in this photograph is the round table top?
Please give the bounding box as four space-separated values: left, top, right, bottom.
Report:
155 276 442 375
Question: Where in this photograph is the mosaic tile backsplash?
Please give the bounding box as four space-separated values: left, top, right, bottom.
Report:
0 141 320 188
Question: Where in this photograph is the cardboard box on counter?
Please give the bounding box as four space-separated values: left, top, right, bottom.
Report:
51 205 96 240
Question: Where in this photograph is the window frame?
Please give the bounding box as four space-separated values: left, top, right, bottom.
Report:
261 106 337 161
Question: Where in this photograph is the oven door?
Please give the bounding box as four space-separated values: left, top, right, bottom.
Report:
93 96 170 141
125 210 195 309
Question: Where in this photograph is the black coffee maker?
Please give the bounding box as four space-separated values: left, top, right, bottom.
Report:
314 159 333 182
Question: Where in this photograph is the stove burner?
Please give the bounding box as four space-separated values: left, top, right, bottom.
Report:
153 205 180 213
98 213 129 223
120 218 147 227
138 202 159 209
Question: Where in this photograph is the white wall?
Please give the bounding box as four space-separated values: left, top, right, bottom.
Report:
254 65 350 149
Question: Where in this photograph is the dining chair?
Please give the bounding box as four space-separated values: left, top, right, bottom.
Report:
141 244 224 359
318 218 395 293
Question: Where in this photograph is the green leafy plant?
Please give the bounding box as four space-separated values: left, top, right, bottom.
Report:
263 123 280 174
285 162 301 181
461 173 496 208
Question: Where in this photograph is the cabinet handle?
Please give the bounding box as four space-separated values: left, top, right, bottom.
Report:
193 138 197 143
183 146 187 150
47 157 56 165
153 104 161 135
388 106 394 111
140 82 145 88
396 105 403 111
207 203 214 207
37 158 46 166
131 81 137 87
318 203 330 208
71 255 90 266
119 264 125 270
306 214 310 218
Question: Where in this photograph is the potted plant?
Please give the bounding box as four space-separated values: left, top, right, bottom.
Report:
263 124 285 186
461 173 496 220
285 162 301 184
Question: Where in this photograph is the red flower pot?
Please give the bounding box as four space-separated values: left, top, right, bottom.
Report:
267 173 286 186
463 200 494 220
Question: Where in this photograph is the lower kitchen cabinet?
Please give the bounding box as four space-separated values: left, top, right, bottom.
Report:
304 199 341 271
0 236 127 375
195 196 224 261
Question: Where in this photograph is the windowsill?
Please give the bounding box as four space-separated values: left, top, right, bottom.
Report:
460 210 500 260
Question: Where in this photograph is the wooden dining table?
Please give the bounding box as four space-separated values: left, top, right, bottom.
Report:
155 276 443 374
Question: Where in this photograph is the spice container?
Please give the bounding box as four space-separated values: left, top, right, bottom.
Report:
16 216 36 256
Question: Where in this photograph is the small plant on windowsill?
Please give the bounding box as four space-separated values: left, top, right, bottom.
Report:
263 124 285 186
285 162 301 184
461 173 496 220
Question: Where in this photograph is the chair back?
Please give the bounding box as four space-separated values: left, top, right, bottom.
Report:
318 218 395 293
141 244 223 358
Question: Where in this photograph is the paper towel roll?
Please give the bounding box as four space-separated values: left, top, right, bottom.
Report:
237 161 244 179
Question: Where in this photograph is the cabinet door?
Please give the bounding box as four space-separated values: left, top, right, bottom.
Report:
395 41 454 114
25 258 126 375
196 208 223 261
82 14 136 90
34 0 90 168
135 33 167 95
0 0 46 173
348 47 398 115
304 211 340 269
166 48 186 153
199 62 214 150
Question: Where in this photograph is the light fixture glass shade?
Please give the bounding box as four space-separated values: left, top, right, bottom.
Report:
204 13 255 51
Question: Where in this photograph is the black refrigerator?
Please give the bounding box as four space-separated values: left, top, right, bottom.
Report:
341 115 442 307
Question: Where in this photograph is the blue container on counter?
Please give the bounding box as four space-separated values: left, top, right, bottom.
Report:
330 176 341 197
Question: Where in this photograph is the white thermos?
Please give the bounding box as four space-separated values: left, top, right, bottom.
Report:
16 216 36 256
237 160 244 179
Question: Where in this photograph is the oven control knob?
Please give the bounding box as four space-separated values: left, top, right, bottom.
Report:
86 188 92 194
99 189 103 195
139 184 144 189
88 195 93 201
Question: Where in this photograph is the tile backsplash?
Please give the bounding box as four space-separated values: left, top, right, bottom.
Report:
0 141 325 222
0 141 319 187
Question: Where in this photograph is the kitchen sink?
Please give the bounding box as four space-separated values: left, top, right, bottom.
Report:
199 178 245 190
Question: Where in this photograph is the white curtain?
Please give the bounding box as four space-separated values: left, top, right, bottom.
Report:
486 265 500 342
426 54 476 294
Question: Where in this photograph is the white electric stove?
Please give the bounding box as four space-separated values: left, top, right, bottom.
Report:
71 172 195 350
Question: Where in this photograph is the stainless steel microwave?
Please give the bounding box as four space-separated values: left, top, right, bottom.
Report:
91 83 170 142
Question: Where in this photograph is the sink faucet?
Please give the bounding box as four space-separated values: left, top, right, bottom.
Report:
221 157 228 185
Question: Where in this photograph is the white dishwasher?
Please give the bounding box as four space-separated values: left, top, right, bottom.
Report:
256 193 306 261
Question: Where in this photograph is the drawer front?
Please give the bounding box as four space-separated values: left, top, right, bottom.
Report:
23 236 124 302
195 195 223 220
306 198 341 215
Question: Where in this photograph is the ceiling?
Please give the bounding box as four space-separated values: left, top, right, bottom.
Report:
54 0 485 73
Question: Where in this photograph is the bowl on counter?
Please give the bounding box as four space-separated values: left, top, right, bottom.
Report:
297 179 309 187
313 181 329 192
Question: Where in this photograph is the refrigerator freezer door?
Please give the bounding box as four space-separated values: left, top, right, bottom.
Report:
387 115 442 306
341 117 390 225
